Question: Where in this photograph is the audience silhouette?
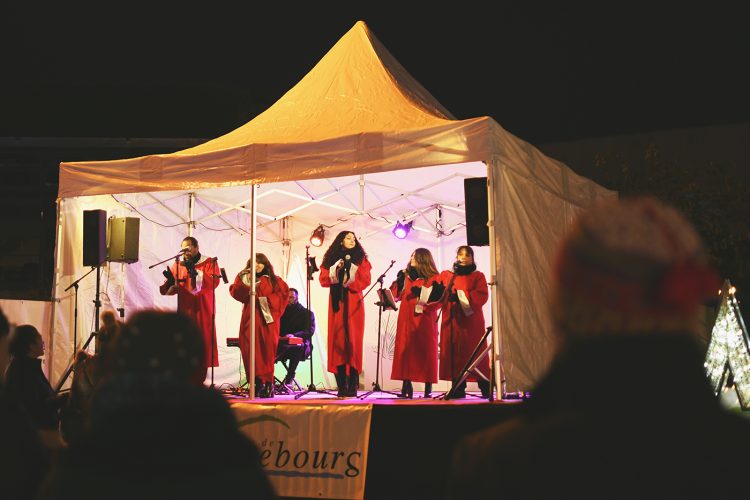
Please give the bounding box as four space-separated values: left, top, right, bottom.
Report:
449 196 750 499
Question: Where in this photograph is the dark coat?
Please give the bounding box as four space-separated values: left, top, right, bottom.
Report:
4 357 59 429
449 334 750 499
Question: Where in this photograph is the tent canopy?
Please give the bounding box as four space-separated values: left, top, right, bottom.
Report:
55 20 616 392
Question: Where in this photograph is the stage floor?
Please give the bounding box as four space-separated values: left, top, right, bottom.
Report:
225 387 526 499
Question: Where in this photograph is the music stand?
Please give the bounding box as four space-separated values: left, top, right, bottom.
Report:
359 261 402 400
295 246 339 399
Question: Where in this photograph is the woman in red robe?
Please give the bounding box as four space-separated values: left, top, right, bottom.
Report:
159 236 220 383
438 245 490 398
389 248 445 398
229 253 289 398
319 231 372 397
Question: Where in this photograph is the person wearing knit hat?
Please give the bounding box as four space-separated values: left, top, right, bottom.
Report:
448 196 750 499
550 195 719 340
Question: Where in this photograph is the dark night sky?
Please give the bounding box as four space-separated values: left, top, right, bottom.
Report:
2 4 749 145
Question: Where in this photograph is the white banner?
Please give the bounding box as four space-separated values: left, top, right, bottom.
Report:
232 403 372 500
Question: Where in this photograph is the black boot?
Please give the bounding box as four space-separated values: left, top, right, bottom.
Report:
347 368 359 397
405 380 413 399
335 365 348 397
398 380 409 398
451 380 467 399
478 379 491 399
424 382 432 398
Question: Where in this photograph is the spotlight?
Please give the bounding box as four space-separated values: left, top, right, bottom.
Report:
392 221 413 239
310 225 325 247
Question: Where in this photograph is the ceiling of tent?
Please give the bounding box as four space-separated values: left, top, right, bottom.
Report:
111 162 486 249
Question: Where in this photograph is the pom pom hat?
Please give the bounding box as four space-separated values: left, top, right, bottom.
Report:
551 196 719 338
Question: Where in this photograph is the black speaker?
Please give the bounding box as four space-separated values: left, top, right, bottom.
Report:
108 217 140 263
464 177 489 246
83 210 107 266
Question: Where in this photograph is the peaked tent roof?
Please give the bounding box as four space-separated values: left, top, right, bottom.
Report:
58 21 549 200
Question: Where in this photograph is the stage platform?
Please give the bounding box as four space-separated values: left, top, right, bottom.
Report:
225 388 526 499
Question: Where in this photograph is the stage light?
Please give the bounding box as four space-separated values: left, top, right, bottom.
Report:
392 221 413 239
310 225 325 247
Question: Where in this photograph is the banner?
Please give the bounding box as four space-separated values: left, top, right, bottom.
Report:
233 402 372 499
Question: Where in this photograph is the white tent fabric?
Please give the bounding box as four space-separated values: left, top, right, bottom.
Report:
53 21 615 393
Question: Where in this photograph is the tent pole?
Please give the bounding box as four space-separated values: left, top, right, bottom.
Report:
486 158 506 399
249 184 257 399
188 192 195 236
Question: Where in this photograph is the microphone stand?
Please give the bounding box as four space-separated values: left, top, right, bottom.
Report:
296 246 338 399
359 260 401 399
64 266 96 352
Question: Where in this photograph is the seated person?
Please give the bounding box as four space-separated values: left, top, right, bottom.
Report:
276 288 316 387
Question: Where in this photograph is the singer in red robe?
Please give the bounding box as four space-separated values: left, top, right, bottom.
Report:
438 245 490 398
319 231 372 397
389 248 445 398
159 236 220 384
229 253 289 398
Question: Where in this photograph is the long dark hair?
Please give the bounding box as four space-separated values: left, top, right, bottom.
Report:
410 248 438 280
321 231 367 268
251 253 279 289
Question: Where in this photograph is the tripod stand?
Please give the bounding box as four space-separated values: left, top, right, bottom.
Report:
295 246 338 399
64 266 97 352
359 260 401 400
55 264 103 393
437 326 495 400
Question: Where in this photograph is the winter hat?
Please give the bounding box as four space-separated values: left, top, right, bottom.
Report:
551 196 719 338
113 310 204 383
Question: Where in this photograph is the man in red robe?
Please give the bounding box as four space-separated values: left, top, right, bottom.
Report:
159 236 220 384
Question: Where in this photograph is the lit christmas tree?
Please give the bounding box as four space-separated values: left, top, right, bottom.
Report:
704 280 750 410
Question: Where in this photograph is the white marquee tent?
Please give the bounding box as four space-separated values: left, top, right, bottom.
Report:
51 21 615 394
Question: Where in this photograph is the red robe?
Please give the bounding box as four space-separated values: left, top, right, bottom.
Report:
438 269 490 381
229 273 289 384
319 258 372 374
389 274 441 383
159 256 220 382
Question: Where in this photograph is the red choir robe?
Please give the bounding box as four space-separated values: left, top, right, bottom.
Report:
319 258 372 374
389 274 442 383
438 268 490 381
159 255 221 382
229 272 289 384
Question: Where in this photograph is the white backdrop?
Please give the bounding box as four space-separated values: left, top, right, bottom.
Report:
51 162 491 393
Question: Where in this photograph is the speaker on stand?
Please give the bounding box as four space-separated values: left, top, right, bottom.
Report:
463 177 489 247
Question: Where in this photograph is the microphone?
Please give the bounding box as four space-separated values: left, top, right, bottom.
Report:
220 268 229 284
178 248 188 254
452 261 461 272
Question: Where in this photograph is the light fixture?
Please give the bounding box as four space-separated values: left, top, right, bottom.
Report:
392 221 413 239
310 225 325 247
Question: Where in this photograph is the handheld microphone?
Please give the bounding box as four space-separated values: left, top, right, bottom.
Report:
220 268 229 284
344 254 351 269
452 261 461 271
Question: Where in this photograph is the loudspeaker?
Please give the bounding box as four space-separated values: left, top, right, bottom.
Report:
464 177 489 246
83 210 107 266
108 217 140 263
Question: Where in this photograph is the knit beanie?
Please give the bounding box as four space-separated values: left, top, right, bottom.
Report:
551 196 719 338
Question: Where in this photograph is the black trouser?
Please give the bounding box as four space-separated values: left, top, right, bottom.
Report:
276 343 307 383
